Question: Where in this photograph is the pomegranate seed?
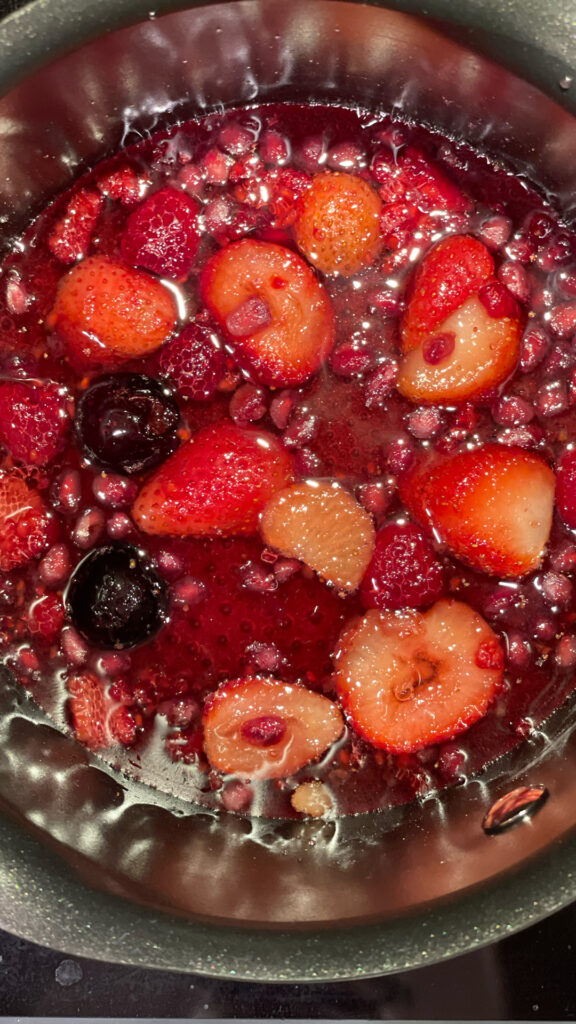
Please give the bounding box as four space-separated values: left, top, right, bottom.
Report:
407 406 443 439
525 210 555 242
294 447 323 476
536 232 575 270
478 279 518 319
357 479 394 517
364 359 398 407
505 234 536 264
545 342 574 377
558 270 576 299
548 301 576 337
551 542 576 573
541 572 572 607
221 780 253 812
106 512 134 540
492 394 534 426
482 588 516 618
92 472 138 509
229 383 267 424
555 635 576 669
535 379 569 417
367 286 405 317
506 632 532 670
241 714 287 746
6 275 30 315
51 469 82 515
497 424 543 448
273 558 301 583
18 647 40 673
217 124 254 157
497 261 530 304
436 746 467 781
176 163 204 198
477 214 512 251
203 197 232 236
327 141 364 170
295 135 326 172
156 550 185 578
73 507 105 549
39 542 71 587
162 697 200 729
225 295 272 337
387 437 415 476
283 408 317 449
422 331 455 364
519 323 550 372
61 626 89 666
330 343 374 378
269 390 295 430
240 562 278 593
534 617 557 642
95 651 131 677
245 641 284 672
173 576 208 607
259 130 290 165
201 147 231 185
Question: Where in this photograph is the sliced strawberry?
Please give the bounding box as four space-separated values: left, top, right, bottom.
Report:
203 676 344 779
66 672 110 750
335 599 502 753
132 420 294 537
46 255 178 365
293 171 383 276
120 187 200 280
260 480 375 592
0 380 69 466
401 235 494 352
48 188 104 264
0 470 56 571
201 239 335 386
360 522 443 610
400 444 554 577
397 294 522 403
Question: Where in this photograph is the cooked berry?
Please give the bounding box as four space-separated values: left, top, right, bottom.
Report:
66 545 168 649
75 373 180 475
361 522 443 610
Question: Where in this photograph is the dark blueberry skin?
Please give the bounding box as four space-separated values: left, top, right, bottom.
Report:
66 545 169 650
75 373 180 475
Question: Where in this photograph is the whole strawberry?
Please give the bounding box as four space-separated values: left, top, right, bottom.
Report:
0 380 69 466
121 187 200 280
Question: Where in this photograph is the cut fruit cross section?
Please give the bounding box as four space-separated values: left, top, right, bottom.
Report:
335 599 503 753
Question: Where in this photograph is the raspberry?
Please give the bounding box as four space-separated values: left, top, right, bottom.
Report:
0 471 56 571
96 164 149 205
121 187 200 280
159 321 226 401
48 188 103 264
27 593 65 641
360 522 443 610
0 380 69 467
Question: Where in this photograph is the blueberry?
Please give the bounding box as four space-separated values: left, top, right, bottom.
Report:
75 373 180 475
66 545 169 649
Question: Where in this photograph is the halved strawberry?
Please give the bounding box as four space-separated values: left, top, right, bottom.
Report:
66 672 110 750
202 676 344 779
0 380 69 466
334 599 502 753
260 480 375 592
400 444 554 577
46 255 178 366
200 239 335 386
132 420 294 537
120 187 200 280
401 235 494 352
293 171 383 276
48 188 104 265
397 294 522 403
0 470 56 571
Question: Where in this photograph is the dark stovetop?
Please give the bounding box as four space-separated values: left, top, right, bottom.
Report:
1 0 576 1018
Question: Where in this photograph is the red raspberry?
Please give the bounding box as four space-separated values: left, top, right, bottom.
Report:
48 188 103 264
159 321 226 401
96 164 149 205
360 522 444 610
121 187 200 280
0 380 69 466
28 593 65 641
0 471 56 572
66 673 110 750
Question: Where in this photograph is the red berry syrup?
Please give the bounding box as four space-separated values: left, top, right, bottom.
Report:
0 102 575 818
